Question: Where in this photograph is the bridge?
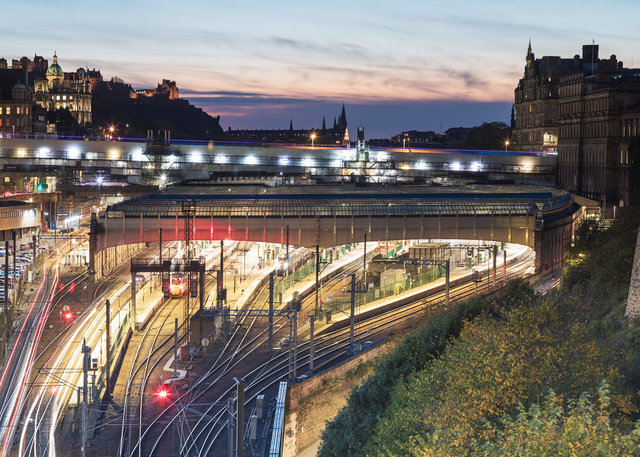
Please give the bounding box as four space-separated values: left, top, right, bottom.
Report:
0 137 556 186
88 184 581 277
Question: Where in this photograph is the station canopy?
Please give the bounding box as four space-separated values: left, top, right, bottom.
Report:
106 184 570 218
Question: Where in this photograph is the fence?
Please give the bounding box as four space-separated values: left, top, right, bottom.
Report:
324 265 445 316
274 261 316 297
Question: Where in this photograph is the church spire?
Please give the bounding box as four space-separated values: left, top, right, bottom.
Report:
289 118 293 131
322 116 326 131
527 39 532 55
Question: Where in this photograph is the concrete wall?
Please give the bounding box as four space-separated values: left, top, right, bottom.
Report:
625 229 640 319
283 340 398 457
93 242 145 279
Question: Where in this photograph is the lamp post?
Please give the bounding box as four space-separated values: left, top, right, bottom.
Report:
311 133 317 148
504 139 510 152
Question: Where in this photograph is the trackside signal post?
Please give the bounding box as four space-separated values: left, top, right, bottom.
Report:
129 258 206 334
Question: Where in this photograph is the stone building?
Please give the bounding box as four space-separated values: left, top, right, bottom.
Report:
32 52 92 128
513 42 640 208
0 71 34 136
226 104 350 146
130 79 179 100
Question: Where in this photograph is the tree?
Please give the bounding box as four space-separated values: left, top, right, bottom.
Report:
403 384 640 457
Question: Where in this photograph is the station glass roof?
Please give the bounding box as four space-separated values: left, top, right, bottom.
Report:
106 184 570 218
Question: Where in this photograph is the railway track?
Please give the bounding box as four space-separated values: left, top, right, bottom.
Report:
129 248 534 456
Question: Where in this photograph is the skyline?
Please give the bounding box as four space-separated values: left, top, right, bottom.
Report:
3 0 640 137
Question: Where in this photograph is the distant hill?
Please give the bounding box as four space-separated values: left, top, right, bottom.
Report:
92 81 224 140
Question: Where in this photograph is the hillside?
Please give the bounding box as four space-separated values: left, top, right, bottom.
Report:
91 82 224 140
318 209 640 457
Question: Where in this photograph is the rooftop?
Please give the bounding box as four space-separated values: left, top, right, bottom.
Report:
106 184 571 218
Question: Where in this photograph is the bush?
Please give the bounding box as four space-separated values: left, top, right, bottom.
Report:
318 281 536 457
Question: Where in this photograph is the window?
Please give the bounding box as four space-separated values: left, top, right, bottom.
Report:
62 95 66 100
6 107 10 115
56 95 60 100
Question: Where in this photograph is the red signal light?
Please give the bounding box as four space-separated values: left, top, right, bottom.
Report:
64 311 73 320
69 282 76 294
154 385 170 401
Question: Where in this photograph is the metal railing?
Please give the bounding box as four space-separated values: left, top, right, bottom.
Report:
324 266 446 315
269 381 288 457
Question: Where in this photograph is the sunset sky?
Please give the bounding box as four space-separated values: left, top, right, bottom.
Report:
3 0 640 137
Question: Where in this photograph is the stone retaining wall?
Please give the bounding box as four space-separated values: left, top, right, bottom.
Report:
625 229 640 319
283 340 398 457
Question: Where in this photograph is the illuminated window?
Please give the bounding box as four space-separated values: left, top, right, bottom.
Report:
56 95 60 100
6 107 10 115
63 95 66 100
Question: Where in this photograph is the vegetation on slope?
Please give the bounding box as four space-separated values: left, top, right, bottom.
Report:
318 209 640 457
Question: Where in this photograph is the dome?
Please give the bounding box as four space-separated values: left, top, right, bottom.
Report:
46 63 63 76
12 82 26 90
46 51 63 76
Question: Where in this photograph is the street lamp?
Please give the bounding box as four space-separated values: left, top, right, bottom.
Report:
504 139 510 152
311 132 317 148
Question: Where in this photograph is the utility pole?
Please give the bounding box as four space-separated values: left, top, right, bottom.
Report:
445 260 450 308
11 231 16 307
268 272 274 351
81 339 91 457
363 233 367 286
236 379 245 457
217 240 225 309
285 225 289 276
493 245 497 286
182 200 195 346
227 398 235 457
174 318 179 376
288 294 301 382
349 274 356 355
315 243 320 317
32 234 36 281
504 249 507 280
3 241 8 357
105 299 111 397
314 217 320 316
130 270 136 331
309 315 315 374
158 228 163 289
293 310 298 380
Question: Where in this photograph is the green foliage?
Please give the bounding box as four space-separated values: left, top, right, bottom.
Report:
319 213 640 457
563 208 640 303
318 281 535 457
464 122 510 150
399 383 640 457
369 294 627 456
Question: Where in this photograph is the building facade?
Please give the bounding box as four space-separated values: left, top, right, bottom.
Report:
32 52 92 127
226 104 350 146
514 43 640 208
